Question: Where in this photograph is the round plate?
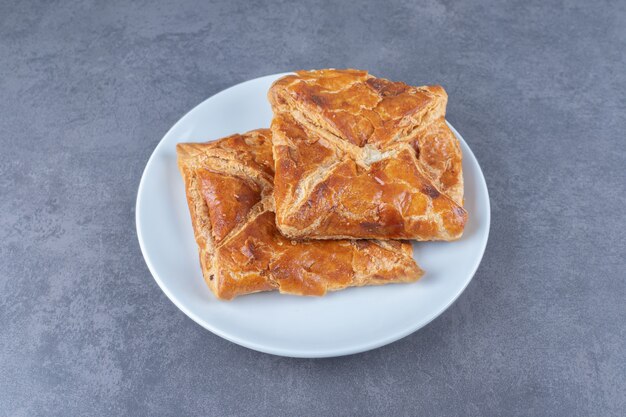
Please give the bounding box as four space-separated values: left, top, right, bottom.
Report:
136 73 490 358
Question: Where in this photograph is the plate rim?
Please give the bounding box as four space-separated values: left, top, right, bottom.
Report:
136 73 491 358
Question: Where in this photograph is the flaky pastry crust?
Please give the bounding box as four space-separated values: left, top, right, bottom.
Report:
269 69 467 241
177 129 423 300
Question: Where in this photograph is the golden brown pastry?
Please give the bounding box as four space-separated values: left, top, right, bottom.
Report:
268 69 467 241
177 129 423 300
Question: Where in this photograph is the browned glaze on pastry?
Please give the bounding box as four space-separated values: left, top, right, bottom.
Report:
269 69 467 241
177 129 423 300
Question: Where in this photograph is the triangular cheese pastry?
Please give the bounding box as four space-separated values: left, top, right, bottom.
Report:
269 69 467 241
177 129 423 300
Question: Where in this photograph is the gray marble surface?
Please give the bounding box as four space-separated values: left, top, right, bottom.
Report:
1 0 625 415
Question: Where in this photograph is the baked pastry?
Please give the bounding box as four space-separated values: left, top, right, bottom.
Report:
269 69 467 240
176 129 423 300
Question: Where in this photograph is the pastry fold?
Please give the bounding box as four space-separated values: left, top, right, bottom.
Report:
269 69 467 241
177 129 423 300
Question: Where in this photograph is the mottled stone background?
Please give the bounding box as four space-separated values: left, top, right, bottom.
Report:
1 0 624 416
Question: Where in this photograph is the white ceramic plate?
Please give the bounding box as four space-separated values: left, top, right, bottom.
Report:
136 73 490 358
